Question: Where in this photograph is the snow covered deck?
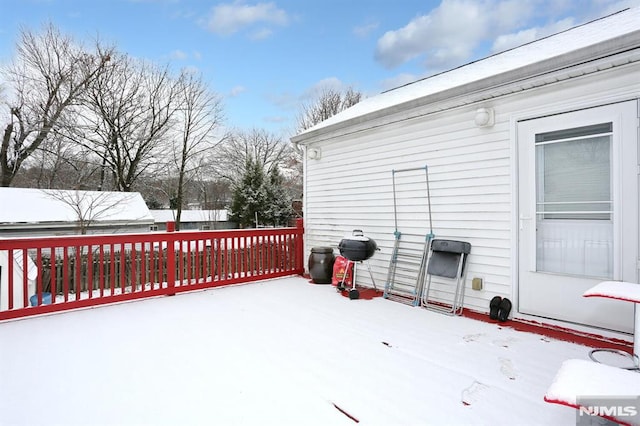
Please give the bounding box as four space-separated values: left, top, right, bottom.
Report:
0 276 598 425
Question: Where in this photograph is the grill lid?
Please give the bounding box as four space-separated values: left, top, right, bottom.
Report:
339 230 377 262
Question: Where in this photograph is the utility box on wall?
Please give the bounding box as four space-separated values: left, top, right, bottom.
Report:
472 277 483 291
0 250 37 311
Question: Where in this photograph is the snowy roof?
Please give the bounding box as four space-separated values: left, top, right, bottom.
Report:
149 209 229 223
0 187 153 224
293 7 640 139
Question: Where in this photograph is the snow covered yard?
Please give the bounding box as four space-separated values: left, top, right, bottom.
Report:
0 276 590 425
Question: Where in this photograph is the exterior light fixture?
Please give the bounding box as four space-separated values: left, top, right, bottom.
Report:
474 107 494 127
307 148 321 160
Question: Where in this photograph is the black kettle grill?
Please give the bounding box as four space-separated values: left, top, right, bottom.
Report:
337 230 378 299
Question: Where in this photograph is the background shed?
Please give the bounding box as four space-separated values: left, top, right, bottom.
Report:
149 209 233 231
0 187 154 237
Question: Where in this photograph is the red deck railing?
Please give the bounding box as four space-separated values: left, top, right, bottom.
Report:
0 219 304 321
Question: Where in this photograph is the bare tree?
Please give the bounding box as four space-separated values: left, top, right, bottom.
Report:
0 24 112 187
170 71 226 230
199 179 232 212
213 128 292 185
74 53 179 192
43 189 136 235
17 129 101 189
280 149 303 200
297 86 362 132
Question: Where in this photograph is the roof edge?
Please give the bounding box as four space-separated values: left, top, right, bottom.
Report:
291 29 640 145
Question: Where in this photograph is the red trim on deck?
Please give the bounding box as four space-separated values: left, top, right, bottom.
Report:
338 286 383 300
462 309 633 352
306 276 633 351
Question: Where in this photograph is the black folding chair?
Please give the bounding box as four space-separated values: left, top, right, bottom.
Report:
421 239 471 315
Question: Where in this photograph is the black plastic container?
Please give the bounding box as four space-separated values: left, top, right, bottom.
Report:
308 247 335 284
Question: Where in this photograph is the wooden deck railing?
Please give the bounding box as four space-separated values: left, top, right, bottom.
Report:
0 219 304 321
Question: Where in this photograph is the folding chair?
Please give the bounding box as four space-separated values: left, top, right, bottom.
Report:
421 239 471 315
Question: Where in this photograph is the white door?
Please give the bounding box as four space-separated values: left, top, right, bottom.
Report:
518 101 638 333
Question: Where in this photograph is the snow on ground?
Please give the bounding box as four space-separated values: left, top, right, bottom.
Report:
0 276 591 425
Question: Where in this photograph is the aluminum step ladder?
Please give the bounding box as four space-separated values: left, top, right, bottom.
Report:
383 166 434 306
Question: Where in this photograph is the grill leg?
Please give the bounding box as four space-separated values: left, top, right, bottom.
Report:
364 260 377 290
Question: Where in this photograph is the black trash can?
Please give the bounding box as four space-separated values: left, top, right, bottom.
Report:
308 247 335 284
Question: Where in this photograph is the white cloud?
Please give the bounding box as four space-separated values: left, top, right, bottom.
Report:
491 28 538 53
181 65 201 75
587 0 640 17
491 17 574 53
305 77 348 95
490 0 540 32
372 0 630 72
229 85 247 97
249 28 273 40
265 91 299 111
263 115 288 123
353 21 379 38
203 1 289 37
378 73 422 92
375 0 491 70
167 50 203 63
264 78 354 113
170 49 188 60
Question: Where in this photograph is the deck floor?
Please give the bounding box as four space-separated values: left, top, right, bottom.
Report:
0 277 590 425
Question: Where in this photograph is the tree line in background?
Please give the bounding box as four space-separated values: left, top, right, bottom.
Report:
0 24 361 229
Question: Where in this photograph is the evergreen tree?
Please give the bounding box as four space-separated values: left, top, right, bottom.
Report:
229 157 267 228
264 165 293 226
230 158 293 228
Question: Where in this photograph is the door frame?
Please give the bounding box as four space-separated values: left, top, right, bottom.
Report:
512 99 639 333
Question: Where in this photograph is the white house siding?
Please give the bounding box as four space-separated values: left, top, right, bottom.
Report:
301 60 640 314
304 108 511 312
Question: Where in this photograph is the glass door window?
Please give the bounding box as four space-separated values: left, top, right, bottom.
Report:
535 123 613 278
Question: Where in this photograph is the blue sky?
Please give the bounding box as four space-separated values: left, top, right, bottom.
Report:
1 0 639 138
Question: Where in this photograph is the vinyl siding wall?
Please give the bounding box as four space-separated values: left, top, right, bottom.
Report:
304 107 511 312
302 62 640 313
